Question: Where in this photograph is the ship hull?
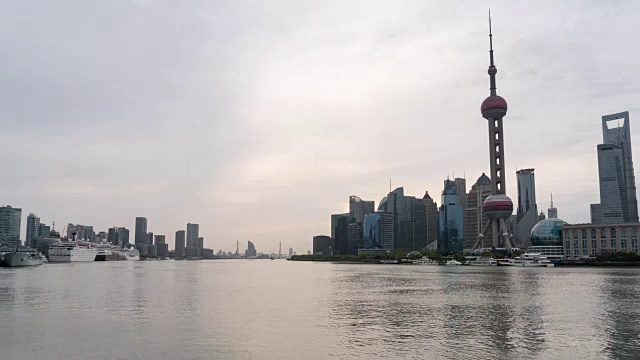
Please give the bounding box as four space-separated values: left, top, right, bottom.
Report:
4 253 43 267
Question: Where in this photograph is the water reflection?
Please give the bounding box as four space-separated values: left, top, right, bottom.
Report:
330 267 550 358
602 270 640 359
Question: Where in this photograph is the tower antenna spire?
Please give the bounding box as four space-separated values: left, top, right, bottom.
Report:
489 9 494 66
551 192 554 207
488 9 497 96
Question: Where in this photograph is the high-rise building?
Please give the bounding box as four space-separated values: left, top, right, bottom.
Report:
108 227 117 245
471 15 515 250
423 192 438 247
186 223 199 250
174 230 186 257
38 223 50 239
349 196 374 223
154 234 165 245
464 173 493 250
363 211 395 250
135 217 147 245
67 224 95 241
384 187 427 251
147 232 154 245
454 177 467 215
312 235 332 255
516 169 538 248
592 111 638 224
0 205 22 248
346 222 363 255
331 213 351 255
548 193 558 219
198 237 204 252
438 179 465 254
288 247 293 257
26 213 40 247
245 241 257 257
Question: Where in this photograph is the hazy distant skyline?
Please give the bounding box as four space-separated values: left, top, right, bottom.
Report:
2 1 639 253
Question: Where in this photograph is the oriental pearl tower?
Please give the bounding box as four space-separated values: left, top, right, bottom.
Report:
472 13 515 251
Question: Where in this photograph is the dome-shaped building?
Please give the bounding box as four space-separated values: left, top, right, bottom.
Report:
530 218 568 247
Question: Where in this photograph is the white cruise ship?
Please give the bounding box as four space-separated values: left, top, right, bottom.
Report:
48 241 98 262
4 248 43 267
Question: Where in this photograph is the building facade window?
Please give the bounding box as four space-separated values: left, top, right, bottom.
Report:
573 230 579 239
582 229 587 239
611 239 616 250
601 228 608 239
592 247 597 256
621 238 627 250
633 238 638 253
601 239 607 249
591 229 596 239
611 228 617 239
565 240 571 256
574 249 579 257
582 239 587 250
592 238 597 251
582 248 588 256
574 239 579 249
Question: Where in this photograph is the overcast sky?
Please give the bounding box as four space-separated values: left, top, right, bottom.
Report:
2 1 639 253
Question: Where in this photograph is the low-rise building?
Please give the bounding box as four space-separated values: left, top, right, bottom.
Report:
562 223 640 260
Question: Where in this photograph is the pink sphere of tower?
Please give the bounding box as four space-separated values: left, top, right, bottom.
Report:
481 95 507 118
482 194 513 220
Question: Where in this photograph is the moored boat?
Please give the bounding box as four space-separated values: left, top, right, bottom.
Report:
503 253 554 267
445 259 462 266
48 241 98 262
4 248 43 267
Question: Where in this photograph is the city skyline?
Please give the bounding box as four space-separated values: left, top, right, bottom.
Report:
2 2 640 253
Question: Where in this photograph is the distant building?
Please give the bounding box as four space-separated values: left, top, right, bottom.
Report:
548 194 558 219
201 248 214 258
464 173 492 250
185 247 199 258
175 230 186 257
363 212 394 250
198 237 204 254
528 218 567 257
438 179 464 254
590 204 602 224
331 213 352 255
349 195 374 223
147 232 154 245
423 192 438 248
186 223 199 250
135 217 147 245
385 187 427 251
288 247 293 257
0 205 22 248
563 222 640 259
147 244 158 257
26 213 40 248
516 168 538 249
346 222 363 255
154 235 165 245
157 243 169 258
38 223 51 239
592 112 638 224
67 223 95 241
312 235 332 255
245 241 257 257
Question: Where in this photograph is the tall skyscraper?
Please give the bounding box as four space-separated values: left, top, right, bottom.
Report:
186 223 199 248
349 196 374 223
346 222 363 255
147 232 154 245
454 177 467 214
134 217 147 245
516 168 538 248
548 193 558 219
603 112 637 221
464 173 492 250
175 230 186 257
331 213 351 255
245 241 257 257
471 14 515 250
38 223 50 239
26 213 40 248
422 192 438 247
0 205 22 248
384 187 427 251
154 234 165 245
438 179 464 254
363 211 395 250
288 247 293 257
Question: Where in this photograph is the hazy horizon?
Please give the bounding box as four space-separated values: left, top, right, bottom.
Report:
3 1 640 253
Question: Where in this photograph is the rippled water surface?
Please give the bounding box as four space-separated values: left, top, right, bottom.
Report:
1 260 640 359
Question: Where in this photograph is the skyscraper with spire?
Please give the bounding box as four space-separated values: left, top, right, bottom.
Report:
472 12 515 251
548 193 558 219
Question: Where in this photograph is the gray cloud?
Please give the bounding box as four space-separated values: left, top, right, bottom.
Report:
2 1 639 253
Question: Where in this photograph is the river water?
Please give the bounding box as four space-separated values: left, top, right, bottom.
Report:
1 260 639 359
